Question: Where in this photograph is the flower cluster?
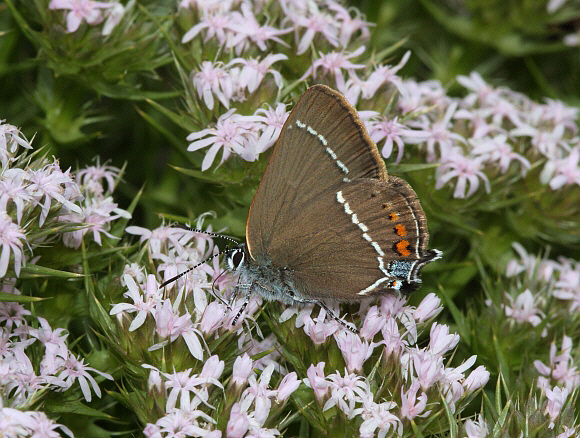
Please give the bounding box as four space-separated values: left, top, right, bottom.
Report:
0 121 129 279
0 279 112 435
49 0 129 35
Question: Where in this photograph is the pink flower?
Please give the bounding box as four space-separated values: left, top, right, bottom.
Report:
327 1 373 46
227 403 250 438
181 7 235 45
300 46 366 90
49 0 114 33
545 386 569 427
380 317 407 358
463 366 490 392
334 330 375 373
367 115 430 164
358 400 403 438
253 103 289 154
77 163 120 195
511 123 569 159
305 362 328 402
201 355 225 382
232 353 253 387
359 306 384 340
429 323 460 357
288 7 339 55
0 169 33 224
323 370 370 417
364 50 411 97
243 362 278 425
227 3 291 53
540 148 580 190
0 215 25 278
125 225 195 255
302 307 340 344
504 289 545 326
464 414 489 438
193 61 234 110
457 71 501 107
276 372 300 402
400 381 430 420
534 336 580 391
414 293 443 323
436 147 491 198
58 354 113 402
110 274 160 331
187 109 262 170
229 54 287 93
412 102 466 162
0 122 32 169
200 301 226 335
471 134 530 175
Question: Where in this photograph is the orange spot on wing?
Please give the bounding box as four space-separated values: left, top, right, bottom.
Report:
389 212 399 221
394 224 408 236
396 240 411 257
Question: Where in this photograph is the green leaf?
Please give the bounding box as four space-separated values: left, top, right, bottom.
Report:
19 264 85 279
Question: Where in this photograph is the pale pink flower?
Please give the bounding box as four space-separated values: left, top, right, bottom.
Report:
380 317 407 358
58 354 113 402
414 293 443 323
400 381 430 419
440 355 478 411
193 61 234 110
110 274 160 331
471 134 530 175
253 103 289 153
125 225 194 255
327 1 373 46
457 71 502 107
276 372 300 402
398 78 448 115
147 409 218 437
534 336 580 391
227 3 291 53
227 403 250 438
300 46 366 90
481 94 526 128
232 353 254 387
403 348 444 390
0 122 32 169
436 148 491 198
187 109 262 170
200 301 226 335
49 0 113 33
0 169 33 224
429 323 460 357
412 102 466 162
552 258 580 312
243 362 277 425
556 426 576 438
504 289 545 326
26 163 82 226
359 305 384 340
463 366 490 392
464 414 489 438
540 148 580 190
535 98 579 132
334 330 375 373
364 50 411 97
302 307 341 344
289 7 339 55
0 301 30 331
0 215 25 278
323 370 370 417
28 317 69 367
454 108 502 140
181 8 235 44
201 355 225 382
544 386 569 428
229 54 287 93
505 242 557 281
77 163 120 195
367 115 430 164
101 1 125 36
305 362 328 402
511 123 570 159
358 400 403 438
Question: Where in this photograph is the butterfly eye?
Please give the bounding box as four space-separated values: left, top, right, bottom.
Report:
228 249 244 271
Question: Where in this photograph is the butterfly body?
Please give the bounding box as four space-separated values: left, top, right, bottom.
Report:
228 84 441 307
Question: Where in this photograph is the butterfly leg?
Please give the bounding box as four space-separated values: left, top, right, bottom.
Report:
288 294 359 335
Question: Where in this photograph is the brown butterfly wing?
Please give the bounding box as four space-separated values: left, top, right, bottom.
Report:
265 177 439 300
246 84 386 262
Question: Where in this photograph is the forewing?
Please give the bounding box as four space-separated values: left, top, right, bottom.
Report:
246 85 387 262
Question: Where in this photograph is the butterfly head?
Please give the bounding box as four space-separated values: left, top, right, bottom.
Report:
226 245 247 272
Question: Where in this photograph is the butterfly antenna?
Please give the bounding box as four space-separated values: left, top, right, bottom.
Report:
159 251 223 289
317 301 359 334
210 268 232 309
177 225 240 246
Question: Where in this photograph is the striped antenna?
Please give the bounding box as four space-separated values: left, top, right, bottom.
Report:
178 226 240 245
159 247 238 289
